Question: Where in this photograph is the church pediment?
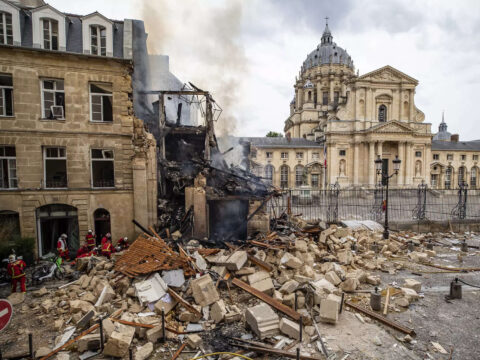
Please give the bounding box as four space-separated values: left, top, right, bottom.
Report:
358 65 418 85
366 120 415 134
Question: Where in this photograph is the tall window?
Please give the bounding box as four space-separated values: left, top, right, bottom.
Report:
295 165 304 187
333 91 339 105
458 166 466 186
42 19 59 50
44 147 67 188
280 165 289 188
91 149 114 188
445 166 452 189
90 25 106 56
433 154 439 160
430 174 438 189
0 74 13 117
322 92 328 105
41 79 65 119
311 173 319 188
378 105 387 122
0 146 17 189
0 12 13 45
264 164 273 185
90 83 113 122
471 167 477 189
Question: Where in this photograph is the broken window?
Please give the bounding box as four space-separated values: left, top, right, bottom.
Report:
42 18 58 50
0 12 13 45
264 164 273 184
91 149 114 188
90 83 112 122
0 145 17 188
41 79 65 119
280 165 289 188
90 25 106 56
44 147 67 188
0 74 13 116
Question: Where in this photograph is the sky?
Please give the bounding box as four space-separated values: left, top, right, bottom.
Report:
49 0 480 140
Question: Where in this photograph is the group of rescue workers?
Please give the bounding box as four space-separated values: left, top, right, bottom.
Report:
6 230 130 294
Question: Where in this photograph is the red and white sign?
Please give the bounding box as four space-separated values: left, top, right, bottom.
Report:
0 299 13 332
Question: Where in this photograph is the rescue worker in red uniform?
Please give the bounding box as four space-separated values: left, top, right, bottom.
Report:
117 237 129 251
7 254 27 293
86 229 96 250
76 244 90 257
57 233 69 261
101 237 114 259
101 233 111 247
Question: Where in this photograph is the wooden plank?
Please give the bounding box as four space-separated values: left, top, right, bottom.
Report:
109 318 201 335
168 288 201 316
232 278 301 321
170 342 187 360
383 288 390 316
40 324 100 360
248 254 273 272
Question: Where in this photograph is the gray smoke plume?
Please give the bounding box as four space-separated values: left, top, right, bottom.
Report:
142 0 248 136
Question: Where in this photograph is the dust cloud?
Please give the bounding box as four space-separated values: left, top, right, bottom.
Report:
142 0 248 136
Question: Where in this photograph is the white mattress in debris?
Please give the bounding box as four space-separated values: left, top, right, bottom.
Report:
341 220 384 232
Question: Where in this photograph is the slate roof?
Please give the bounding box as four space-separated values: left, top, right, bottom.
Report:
240 137 322 149
432 140 480 151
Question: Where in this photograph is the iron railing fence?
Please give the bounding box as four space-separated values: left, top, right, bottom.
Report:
267 185 480 223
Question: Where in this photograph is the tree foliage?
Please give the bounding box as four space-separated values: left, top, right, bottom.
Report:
266 131 283 138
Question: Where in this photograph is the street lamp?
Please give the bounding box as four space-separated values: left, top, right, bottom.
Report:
375 155 402 239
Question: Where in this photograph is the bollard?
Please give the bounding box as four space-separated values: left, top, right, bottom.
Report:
370 287 382 311
408 241 414 252
294 292 298 311
339 292 345 314
461 240 468 253
296 348 300 360
28 333 33 359
299 316 303 342
450 278 462 299
129 347 133 360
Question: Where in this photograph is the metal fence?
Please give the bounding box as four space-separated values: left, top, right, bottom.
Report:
267 184 480 223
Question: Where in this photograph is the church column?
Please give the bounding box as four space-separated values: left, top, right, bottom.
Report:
409 89 414 121
329 75 334 103
377 141 383 159
353 142 359 185
397 142 405 187
368 141 375 186
399 89 404 121
405 142 412 185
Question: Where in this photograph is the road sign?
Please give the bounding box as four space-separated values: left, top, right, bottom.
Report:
0 299 13 332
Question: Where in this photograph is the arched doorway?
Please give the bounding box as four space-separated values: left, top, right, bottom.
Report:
94 208 111 245
36 204 79 256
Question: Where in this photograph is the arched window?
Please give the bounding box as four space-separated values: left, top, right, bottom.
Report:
295 165 304 187
42 18 59 50
378 105 387 122
264 164 274 185
90 25 107 56
471 167 478 189
458 166 466 187
445 166 452 189
280 165 289 188
0 12 13 45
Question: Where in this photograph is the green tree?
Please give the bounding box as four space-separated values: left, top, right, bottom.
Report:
266 131 283 137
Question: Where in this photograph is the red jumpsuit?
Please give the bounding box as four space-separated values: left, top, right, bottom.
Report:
57 238 69 260
101 241 114 259
7 259 27 293
117 238 129 250
76 245 90 257
86 234 96 249
101 236 108 246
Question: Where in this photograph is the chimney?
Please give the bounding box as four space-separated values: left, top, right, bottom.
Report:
451 134 459 142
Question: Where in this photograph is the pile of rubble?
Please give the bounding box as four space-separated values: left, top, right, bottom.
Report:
7 222 474 359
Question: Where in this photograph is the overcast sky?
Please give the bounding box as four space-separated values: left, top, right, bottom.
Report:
50 0 480 140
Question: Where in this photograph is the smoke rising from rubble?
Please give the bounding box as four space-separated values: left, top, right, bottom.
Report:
142 0 248 136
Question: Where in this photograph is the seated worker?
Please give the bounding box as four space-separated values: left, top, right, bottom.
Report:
101 237 114 259
117 237 129 251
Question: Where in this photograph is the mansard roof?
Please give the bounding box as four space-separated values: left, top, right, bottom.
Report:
242 137 322 149
432 140 480 151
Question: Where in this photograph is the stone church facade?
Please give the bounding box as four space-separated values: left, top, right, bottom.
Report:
247 23 480 190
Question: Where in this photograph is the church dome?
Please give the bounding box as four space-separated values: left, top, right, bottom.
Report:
302 22 354 71
433 113 452 141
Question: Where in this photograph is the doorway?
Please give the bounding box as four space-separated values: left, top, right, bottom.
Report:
94 208 111 246
36 204 79 257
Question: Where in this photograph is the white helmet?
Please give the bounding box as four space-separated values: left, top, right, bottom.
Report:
124 237 128 241
61 233 67 238
8 254 16 263
88 229 93 233
106 232 111 238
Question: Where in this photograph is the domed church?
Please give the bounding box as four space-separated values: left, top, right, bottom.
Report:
247 21 480 190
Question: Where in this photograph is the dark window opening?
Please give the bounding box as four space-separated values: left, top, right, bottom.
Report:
0 74 13 116
90 83 113 122
0 12 13 45
91 149 114 187
322 92 328 105
42 19 59 50
44 147 67 188
378 105 387 122
42 79 65 119
0 145 17 188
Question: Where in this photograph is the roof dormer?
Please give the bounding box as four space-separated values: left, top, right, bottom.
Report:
31 4 66 50
81 12 113 57
0 0 21 46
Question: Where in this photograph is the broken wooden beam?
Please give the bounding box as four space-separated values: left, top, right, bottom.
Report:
247 254 273 272
170 342 187 360
232 278 301 321
168 288 202 317
345 300 415 336
109 318 202 335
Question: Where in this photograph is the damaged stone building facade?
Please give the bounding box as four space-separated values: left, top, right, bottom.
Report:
0 0 157 255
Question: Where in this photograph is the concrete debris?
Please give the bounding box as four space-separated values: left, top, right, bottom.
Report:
135 342 154 360
135 273 168 305
245 304 280 339
403 278 422 293
103 325 136 357
279 317 300 340
190 274 220 307
186 334 203 349
161 269 185 288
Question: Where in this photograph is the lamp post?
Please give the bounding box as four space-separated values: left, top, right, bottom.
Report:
375 155 401 239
